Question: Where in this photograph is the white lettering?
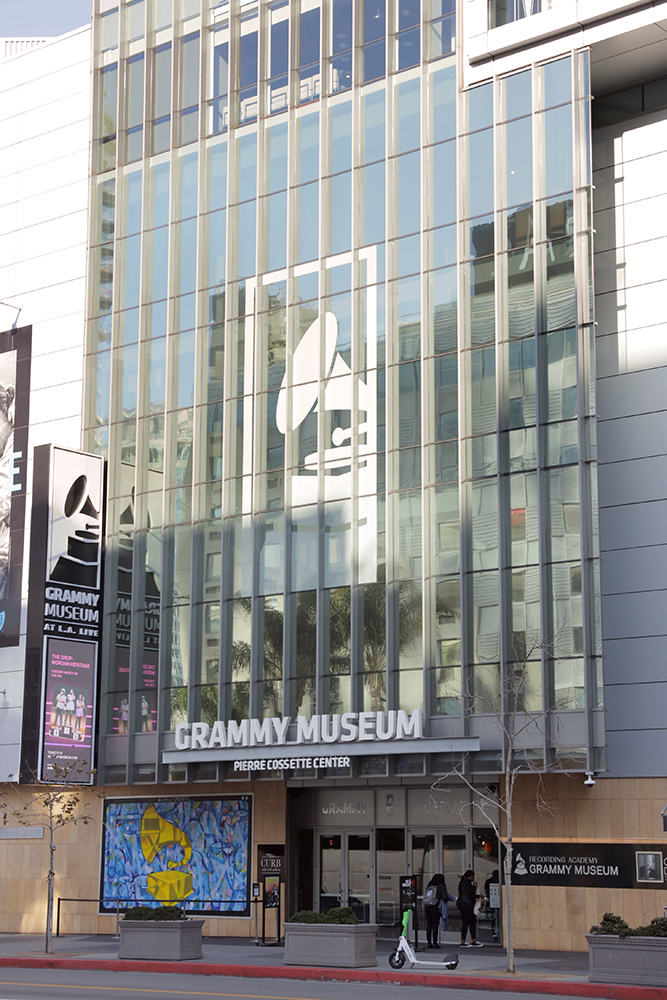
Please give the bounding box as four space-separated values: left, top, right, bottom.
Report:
272 716 291 745
175 723 191 750
396 708 422 740
208 720 226 748
358 711 376 740
249 718 273 746
296 715 320 743
376 710 396 740
227 719 249 747
340 712 358 742
320 714 341 743
191 722 210 749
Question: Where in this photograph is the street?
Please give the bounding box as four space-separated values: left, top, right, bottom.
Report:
0 968 575 1000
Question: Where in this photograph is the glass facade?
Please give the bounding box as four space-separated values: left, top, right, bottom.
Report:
87 0 599 783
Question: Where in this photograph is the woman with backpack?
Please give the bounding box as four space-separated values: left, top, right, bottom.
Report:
422 873 452 949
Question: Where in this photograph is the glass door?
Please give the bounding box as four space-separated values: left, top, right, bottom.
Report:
319 834 342 913
347 833 371 922
318 832 374 922
376 829 405 935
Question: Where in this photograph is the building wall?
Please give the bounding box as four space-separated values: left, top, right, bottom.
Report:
511 773 667 950
0 26 91 782
0 778 286 935
594 105 667 777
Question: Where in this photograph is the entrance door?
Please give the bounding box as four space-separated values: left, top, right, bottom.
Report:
318 832 374 922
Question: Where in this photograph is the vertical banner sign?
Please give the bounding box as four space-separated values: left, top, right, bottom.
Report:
0 326 31 646
28 446 104 783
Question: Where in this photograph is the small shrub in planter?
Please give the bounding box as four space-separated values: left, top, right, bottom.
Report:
118 904 204 961
289 907 359 925
587 912 667 986
284 907 377 969
123 905 185 921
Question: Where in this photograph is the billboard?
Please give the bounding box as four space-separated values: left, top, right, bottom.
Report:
510 842 667 889
100 797 251 915
0 326 31 646
25 445 104 783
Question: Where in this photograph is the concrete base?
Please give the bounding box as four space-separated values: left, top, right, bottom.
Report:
284 922 378 968
586 934 667 986
118 920 204 961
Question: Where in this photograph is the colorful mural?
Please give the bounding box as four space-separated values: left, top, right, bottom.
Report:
100 797 250 914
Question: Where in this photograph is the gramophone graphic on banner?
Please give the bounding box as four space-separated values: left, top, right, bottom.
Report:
275 311 378 584
48 456 102 590
140 805 194 902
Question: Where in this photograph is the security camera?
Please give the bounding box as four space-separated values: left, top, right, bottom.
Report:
584 772 596 788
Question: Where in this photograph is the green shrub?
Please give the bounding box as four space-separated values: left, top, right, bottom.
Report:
589 913 630 935
122 905 185 921
621 917 667 939
288 907 359 925
589 912 667 938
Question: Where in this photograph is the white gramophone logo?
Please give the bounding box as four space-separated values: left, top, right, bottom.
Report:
273 251 378 585
48 448 104 591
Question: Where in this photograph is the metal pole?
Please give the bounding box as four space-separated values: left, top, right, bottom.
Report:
254 899 258 945
116 900 120 939
56 898 61 938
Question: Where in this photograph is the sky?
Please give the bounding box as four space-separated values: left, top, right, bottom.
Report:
1 0 91 37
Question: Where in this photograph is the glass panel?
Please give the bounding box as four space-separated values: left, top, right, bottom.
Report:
153 43 172 119
504 116 532 207
544 104 573 197
502 69 531 121
508 337 535 427
473 571 499 663
472 479 498 570
347 834 371 923
546 327 577 422
467 129 493 220
320 835 342 913
549 466 580 562
432 141 456 227
510 471 539 566
436 575 460 667
376 829 405 931
411 834 436 902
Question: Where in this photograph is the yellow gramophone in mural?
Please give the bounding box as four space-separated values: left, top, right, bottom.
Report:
140 804 194 902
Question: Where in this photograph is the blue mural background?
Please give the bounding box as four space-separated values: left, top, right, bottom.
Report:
100 797 250 913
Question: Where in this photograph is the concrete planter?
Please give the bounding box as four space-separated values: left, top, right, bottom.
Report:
586 934 667 986
119 919 204 961
284 922 378 968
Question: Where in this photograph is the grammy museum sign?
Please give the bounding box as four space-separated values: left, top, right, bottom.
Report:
163 709 481 766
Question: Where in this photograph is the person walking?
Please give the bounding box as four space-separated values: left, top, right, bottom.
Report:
422 873 453 949
457 869 483 947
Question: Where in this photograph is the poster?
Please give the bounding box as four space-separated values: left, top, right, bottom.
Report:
26 445 104 782
100 797 251 915
0 326 30 647
41 638 95 778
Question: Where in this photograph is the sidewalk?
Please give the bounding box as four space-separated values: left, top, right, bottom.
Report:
0 931 659 999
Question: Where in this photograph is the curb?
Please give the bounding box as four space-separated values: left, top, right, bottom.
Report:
2 956 667 998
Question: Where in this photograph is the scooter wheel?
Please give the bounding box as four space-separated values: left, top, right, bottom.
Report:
389 950 406 969
443 954 459 970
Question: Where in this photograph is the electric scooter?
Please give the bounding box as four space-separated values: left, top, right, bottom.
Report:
388 910 459 970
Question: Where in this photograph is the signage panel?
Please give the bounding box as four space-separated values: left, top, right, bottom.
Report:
258 844 285 881
510 842 667 889
26 445 104 783
0 325 31 647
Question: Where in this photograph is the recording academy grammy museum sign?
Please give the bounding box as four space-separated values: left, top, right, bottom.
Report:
26 445 104 783
510 842 667 890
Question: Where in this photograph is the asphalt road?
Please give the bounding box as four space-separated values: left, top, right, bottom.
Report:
0 968 568 1000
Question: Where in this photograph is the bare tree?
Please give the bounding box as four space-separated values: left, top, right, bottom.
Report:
1 763 96 955
433 632 567 974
